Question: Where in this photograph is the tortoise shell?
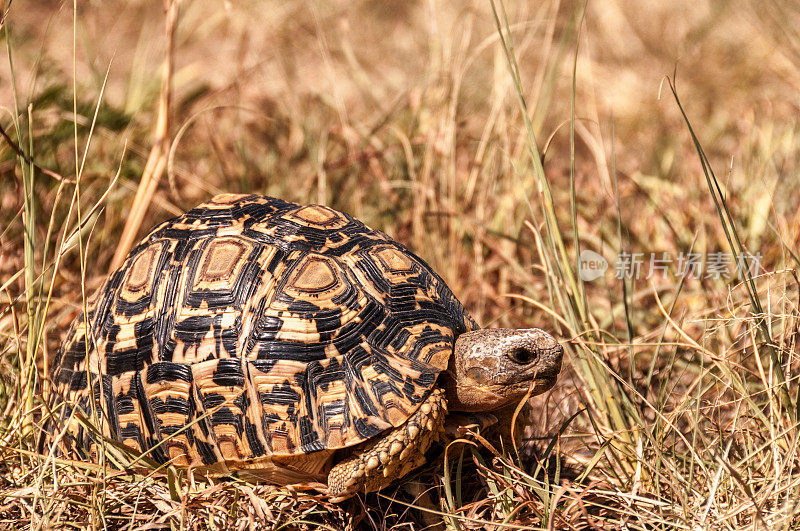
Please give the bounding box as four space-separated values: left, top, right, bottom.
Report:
53 194 478 468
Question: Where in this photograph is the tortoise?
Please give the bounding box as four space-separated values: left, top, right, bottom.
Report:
50 193 563 501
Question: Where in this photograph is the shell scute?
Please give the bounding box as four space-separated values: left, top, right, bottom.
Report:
52 194 476 466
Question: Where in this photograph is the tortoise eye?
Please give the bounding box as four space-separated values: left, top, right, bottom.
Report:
507 348 536 365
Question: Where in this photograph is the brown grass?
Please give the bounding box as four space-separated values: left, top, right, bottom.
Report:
2 0 800 528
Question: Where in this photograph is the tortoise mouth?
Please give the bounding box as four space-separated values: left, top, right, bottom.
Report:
531 375 558 394
535 359 562 382
510 374 558 396
489 371 559 403
533 344 563 386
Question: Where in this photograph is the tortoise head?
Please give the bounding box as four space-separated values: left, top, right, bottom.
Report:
444 328 563 412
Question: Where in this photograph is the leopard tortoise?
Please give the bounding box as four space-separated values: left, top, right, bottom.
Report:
50 193 563 501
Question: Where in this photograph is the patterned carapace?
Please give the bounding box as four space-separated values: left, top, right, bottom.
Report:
52 194 477 468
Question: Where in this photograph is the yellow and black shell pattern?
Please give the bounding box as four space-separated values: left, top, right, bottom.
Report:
52 194 478 467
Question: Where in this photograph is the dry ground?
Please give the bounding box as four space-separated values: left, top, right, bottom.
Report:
2 0 800 529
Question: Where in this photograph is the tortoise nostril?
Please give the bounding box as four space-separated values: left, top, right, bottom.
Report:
507 347 536 365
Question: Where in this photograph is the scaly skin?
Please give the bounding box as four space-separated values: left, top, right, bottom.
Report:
327 388 447 502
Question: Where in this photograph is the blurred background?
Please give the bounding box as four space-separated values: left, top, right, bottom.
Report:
2 0 800 528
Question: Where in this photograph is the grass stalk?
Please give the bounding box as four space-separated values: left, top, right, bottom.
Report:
667 77 795 420
2 1 799 528
110 0 178 271
490 0 638 458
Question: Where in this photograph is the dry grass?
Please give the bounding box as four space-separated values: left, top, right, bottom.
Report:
2 0 800 528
